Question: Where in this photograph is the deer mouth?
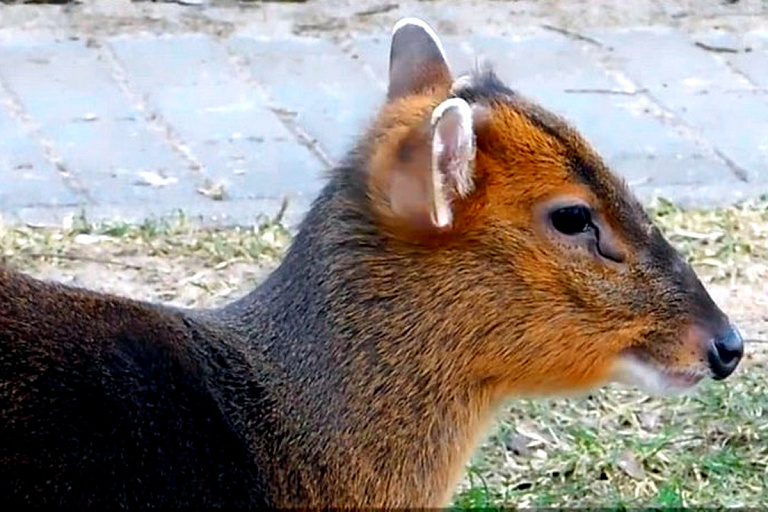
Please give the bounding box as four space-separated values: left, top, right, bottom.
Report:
612 349 707 395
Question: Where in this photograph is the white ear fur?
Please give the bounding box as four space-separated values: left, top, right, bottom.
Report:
429 98 476 228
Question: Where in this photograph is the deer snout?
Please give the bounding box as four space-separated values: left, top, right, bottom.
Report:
707 325 744 380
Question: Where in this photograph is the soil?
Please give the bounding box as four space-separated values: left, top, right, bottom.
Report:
0 0 766 41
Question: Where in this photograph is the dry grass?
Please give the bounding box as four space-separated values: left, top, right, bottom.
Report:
651 197 768 287
1 199 767 509
0 211 289 308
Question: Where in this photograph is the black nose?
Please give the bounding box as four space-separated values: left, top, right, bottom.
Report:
707 325 744 380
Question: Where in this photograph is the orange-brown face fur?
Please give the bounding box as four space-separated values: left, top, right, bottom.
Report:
364 70 728 398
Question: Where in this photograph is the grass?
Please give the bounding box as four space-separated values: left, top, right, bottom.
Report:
0 209 291 307
1 210 290 269
650 197 768 286
1 199 767 508
452 366 768 508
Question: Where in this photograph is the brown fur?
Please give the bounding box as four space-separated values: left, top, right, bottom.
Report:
0 32 737 508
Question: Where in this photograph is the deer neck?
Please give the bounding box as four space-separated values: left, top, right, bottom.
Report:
218 183 503 507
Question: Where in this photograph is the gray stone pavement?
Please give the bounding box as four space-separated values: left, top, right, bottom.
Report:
0 1 767 228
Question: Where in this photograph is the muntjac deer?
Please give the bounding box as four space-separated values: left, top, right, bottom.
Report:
0 18 743 509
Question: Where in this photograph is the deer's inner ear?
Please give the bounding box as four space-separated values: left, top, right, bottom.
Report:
388 18 452 100
369 97 476 235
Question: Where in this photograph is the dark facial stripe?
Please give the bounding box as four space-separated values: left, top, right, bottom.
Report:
454 68 652 245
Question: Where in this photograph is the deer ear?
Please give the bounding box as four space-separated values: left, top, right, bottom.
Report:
428 98 476 228
388 18 452 100
386 98 476 231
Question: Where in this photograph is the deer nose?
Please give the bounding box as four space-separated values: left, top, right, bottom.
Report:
707 325 743 380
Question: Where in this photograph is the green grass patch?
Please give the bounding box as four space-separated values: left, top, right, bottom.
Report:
0 210 290 272
452 363 768 508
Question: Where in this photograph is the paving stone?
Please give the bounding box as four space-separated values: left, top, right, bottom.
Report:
634 182 764 209
730 49 768 90
6 206 83 228
108 34 324 206
728 32 768 90
693 30 768 89
0 38 201 216
345 32 745 200
594 28 768 184
228 37 382 162
83 195 315 229
1 27 766 227
468 33 739 194
0 103 82 210
8 197 313 229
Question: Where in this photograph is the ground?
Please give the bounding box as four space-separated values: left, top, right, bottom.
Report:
1 200 766 508
1 0 767 508
1 0 768 225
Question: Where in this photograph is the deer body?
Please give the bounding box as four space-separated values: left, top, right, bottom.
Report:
0 268 271 507
0 187 502 508
0 19 743 508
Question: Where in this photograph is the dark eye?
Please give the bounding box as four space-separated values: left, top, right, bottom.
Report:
550 206 593 235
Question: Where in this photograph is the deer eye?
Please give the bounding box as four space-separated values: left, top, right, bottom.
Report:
550 206 593 235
